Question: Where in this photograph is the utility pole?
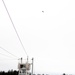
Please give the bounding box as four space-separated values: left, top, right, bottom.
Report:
21 57 22 63
32 58 34 75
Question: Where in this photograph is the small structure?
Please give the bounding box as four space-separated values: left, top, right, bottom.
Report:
18 57 33 75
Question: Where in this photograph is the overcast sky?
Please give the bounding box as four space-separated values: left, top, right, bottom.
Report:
0 0 75 74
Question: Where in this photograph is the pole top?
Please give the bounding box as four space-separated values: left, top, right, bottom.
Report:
32 58 34 61
21 57 22 63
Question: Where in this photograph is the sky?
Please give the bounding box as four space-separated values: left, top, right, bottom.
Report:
0 0 75 74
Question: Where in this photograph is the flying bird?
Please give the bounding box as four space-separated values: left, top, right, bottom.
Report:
42 11 44 13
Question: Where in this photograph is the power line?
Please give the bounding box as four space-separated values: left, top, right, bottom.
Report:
0 52 14 59
0 46 18 58
2 0 28 56
0 52 18 60
0 58 18 61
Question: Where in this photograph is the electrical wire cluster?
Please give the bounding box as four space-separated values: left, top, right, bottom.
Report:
0 0 28 60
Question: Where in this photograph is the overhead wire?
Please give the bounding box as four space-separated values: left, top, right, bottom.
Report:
0 46 18 58
0 52 12 58
0 52 18 60
2 0 28 57
0 59 18 60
